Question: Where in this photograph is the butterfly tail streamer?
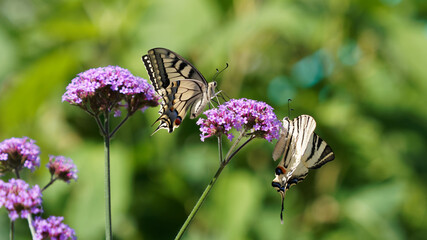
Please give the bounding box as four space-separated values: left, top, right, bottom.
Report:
280 191 286 224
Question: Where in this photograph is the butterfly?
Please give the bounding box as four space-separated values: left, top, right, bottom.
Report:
271 114 335 223
142 48 218 134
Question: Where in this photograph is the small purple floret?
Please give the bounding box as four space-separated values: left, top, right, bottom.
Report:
62 66 160 116
0 178 43 221
0 137 41 173
46 155 78 183
197 98 281 142
33 216 76 240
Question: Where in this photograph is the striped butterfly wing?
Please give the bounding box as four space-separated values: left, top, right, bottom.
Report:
142 48 214 133
285 132 335 191
302 133 335 169
153 79 208 133
272 115 334 223
274 115 316 175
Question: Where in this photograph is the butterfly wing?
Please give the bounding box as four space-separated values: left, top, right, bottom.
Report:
272 117 291 161
142 48 211 133
302 133 335 169
276 115 316 174
272 115 334 222
143 48 208 90
151 79 209 133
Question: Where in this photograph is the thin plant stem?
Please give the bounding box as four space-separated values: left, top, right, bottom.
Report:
225 135 255 164
224 129 246 161
217 136 223 163
10 220 14 240
41 177 57 192
14 168 20 179
84 108 106 136
174 129 249 240
103 112 113 240
109 113 130 138
95 115 106 136
27 215 36 239
174 162 226 240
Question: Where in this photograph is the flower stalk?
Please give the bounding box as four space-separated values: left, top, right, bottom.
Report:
41 177 57 192
0 137 78 239
27 215 36 239
175 98 281 239
103 112 113 240
62 66 160 239
10 221 14 240
174 161 226 240
175 130 255 240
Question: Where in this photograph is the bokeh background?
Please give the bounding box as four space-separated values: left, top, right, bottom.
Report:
1 0 426 239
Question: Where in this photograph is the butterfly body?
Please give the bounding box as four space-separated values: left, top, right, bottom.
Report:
142 48 217 133
272 115 335 222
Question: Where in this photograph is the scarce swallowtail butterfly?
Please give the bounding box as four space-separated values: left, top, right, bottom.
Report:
142 48 218 134
272 115 335 223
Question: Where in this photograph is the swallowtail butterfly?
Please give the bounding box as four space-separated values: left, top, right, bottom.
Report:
272 115 335 223
142 48 218 134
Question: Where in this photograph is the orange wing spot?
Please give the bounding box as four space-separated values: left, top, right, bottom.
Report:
275 166 286 175
170 107 175 111
174 117 182 126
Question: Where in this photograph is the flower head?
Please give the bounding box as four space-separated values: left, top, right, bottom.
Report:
62 66 160 116
0 137 41 174
0 178 43 221
197 98 281 142
33 216 76 240
47 155 78 183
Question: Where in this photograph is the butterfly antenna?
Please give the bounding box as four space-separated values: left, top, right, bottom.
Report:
211 63 229 82
287 99 294 118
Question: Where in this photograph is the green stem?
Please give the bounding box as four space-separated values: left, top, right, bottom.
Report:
174 162 226 240
218 136 223 163
224 129 246 161
174 129 248 240
103 112 113 240
14 168 20 179
27 215 36 239
225 135 255 164
109 113 130 138
95 115 106 136
85 109 106 136
10 221 14 240
41 177 57 192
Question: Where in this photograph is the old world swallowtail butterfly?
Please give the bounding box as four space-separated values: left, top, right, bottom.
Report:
142 48 218 134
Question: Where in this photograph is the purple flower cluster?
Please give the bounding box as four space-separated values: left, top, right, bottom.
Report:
62 66 160 115
197 98 281 142
47 155 78 183
33 216 76 240
0 179 42 221
0 137 41 173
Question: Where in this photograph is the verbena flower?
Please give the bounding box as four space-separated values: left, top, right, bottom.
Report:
197 98 281 142
0 137 41 174
33 216 76 240
0 178 42 221
62 66 160 116
47 155 78 183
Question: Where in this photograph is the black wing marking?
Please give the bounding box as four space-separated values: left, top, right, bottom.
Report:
152 79 207 133
275 115 316 172
142 48 207 92
302 133 335 169
142 48 211 133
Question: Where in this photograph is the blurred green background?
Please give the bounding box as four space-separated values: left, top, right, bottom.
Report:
1 0 426 239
